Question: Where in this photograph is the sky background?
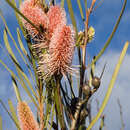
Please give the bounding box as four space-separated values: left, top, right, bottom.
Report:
0 0 130 129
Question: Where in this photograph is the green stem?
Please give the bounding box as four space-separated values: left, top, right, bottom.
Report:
84 0 87 10
66 0 82 72
54 77 66 129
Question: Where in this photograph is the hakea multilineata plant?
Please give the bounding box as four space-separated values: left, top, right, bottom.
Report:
20 0 76 79
19 0 97 129
17 101 39 130
0 0 128 129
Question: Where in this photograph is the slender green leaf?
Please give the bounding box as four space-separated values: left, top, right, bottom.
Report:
44 102 52 128
89 57 95 87
3 30 37 99
18 0 22 6
16 28 34 75
3 30 18 64
18 68 37 98
77 0 85 20
66 0 81 72
45 80 55 128
17 28 28 58
49 104 55 130
0 99 20 129
84 0 87 10
12 0 24 33
0 12 27 66
27 42 40 88
8 99 20 130
99 116 104 130
17 28 36 86
54 82 65 129
12 0 22 6
0 60 38 109
64 106 71 126
61 0 64 8
12 77 22 102
87 41 129 130
41 87 47 104
0 44 37 105
3 30 24 71
66 0 78 36
89 0 127 67
0 13 32 74
0 116 2 130
0 13 35 86
16 69 39 109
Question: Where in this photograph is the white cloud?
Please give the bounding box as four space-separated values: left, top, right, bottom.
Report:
90 49 130 130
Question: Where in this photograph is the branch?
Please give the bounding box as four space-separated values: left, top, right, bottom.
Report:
117 98 125 130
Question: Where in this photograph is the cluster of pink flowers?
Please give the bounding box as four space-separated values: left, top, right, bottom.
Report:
20 0 76 79
20 0 48 38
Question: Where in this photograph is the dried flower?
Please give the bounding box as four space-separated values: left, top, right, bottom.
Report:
20 0 48 38
47 5 66 36
38 25 76 78
17 101 39 130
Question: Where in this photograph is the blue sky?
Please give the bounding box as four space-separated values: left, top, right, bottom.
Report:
0 0 130 129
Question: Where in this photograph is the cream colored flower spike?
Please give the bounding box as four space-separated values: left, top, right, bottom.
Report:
17 101 39 130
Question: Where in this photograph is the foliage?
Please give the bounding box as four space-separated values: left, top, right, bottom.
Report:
0 0 129 130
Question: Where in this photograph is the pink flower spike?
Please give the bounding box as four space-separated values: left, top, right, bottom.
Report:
20 0 48 37
47 5 66 35
20 0 36 7
41 25 76 78
17 101 39 130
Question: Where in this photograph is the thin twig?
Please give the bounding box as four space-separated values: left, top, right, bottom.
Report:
67 75 75 98
117 98 125 130
55 77 66 129
87 99 92 124
79 0 96 98
38 80 44 130
96 99 106 130
55 106 59 129
100 63 107 79
60 83 70 106
93 0 104 12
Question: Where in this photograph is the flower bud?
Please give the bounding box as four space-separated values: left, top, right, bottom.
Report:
92 76 101 88
82 83 91 96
